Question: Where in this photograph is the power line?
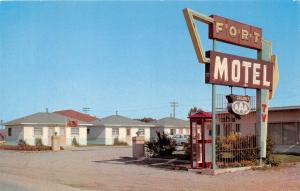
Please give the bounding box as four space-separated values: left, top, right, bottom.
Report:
82 107 91 113
170 101 179 118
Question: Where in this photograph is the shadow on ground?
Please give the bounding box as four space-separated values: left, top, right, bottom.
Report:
92 157 190 171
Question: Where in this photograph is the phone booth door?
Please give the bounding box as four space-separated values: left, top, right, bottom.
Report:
190 120 200 168
189 111 212 169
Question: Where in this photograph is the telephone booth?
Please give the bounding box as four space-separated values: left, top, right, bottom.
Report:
189 110 212 169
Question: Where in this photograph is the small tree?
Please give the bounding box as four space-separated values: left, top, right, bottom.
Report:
183 137 191 160
113 138 128 146
72 137 80 147
145 131 176 157
188 107 204 117
264 137 280 166
18 139 27 147
35 138 43 147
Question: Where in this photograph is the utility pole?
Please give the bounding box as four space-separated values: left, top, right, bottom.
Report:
170 101 178 118
0 120 3 130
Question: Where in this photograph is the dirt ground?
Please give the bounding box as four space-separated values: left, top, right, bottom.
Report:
0 146 299 191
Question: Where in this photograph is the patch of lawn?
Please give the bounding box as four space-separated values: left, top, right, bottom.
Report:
272 154 300 163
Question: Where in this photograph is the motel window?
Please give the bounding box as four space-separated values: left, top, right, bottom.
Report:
126 128 131 136
34 127 43 137
283 122 297 145
268 123 282 145
8 128 12 136
112 128 119 137
87 128 90 135
71 128 79 136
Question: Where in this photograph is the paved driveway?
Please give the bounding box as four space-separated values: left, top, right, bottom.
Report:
0 146 299 191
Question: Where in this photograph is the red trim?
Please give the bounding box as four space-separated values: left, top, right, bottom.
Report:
67 120 78 127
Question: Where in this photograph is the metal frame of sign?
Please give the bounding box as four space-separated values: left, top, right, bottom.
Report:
183 8 279 170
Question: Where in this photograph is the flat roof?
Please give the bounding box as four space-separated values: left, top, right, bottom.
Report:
268 105 300 111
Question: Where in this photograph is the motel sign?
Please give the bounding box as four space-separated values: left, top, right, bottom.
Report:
205 51 273 90
209 15 262 50
183 8 279 169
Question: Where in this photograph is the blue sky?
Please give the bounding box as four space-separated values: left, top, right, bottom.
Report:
0 1 299 122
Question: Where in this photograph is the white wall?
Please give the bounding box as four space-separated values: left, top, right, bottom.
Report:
65 127 72 145
119 128 126 143
24 126 35 145
79 127 87 145
105 127 113 145
65 126 87 146
42 127 49 145
144 127 150 142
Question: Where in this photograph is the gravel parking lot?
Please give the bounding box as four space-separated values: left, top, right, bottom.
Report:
0 146 299 191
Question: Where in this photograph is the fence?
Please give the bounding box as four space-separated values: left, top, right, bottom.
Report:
215 94 258 168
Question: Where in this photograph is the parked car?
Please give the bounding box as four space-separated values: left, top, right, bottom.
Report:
136 129 145 136
172 134 189 145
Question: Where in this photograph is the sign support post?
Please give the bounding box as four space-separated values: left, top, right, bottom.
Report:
212 39 217 170
256 40 272 166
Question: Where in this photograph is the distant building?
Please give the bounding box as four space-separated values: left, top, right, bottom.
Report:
89 115 153 145
150 117 190 140
215 106 300 154
4 112 90 146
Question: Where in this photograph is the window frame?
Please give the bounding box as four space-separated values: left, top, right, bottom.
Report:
112 128 119 137
34 127 43 137
71 128 79 136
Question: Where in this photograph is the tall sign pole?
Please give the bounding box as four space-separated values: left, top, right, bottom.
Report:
257 40 272 165
212 39 217 170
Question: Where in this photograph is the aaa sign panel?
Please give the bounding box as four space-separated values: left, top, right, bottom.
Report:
205 51 273 90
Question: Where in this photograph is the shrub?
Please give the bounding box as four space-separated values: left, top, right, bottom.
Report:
113 138 128 146
264 137 280 166
72 137 80 147
18 139 27 147
216 133 258 166
35 138 43 147
145 131 176 157
182 137 191 160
